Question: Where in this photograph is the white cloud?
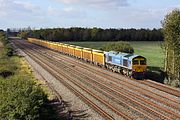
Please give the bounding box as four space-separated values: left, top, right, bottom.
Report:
0 0 45 29
0 0 12 15
175 4 180 9
48 6 86 18
54 0 129 9
105 6 180 29
0 0 41 17
14 1 40 13
64 7 73 12
0 0 179 30
56 0 79 4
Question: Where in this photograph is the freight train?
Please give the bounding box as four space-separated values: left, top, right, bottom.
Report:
28 38 147 79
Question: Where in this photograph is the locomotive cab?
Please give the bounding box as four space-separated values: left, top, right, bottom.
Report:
132 56 147 79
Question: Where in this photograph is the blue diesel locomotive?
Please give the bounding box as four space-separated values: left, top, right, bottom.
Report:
105 51 147 79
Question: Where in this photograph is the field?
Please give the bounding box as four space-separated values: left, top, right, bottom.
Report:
64 41 164 68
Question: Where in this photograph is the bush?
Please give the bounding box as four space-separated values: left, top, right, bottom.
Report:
0 32 7 44
1 43 13 57
0 75 48 120
0 32 13 57
0 57 18 78
164 74 180 88
5 44 13 56
0 34 53 119
0 33 62 119
102 41 134 54
17 31 29 39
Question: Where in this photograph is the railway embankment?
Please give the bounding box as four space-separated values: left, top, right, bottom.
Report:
0 37 67 120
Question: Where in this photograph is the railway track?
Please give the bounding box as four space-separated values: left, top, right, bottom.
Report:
56 54 180 102
23 40 180 116
32 43 180 108
31 42 178 103
30 45 179 119
14 40 130 120
13 40 180 119
34 51 163 119
139 80 180 97
42 52 180 119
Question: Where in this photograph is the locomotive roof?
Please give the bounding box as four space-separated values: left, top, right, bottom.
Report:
124 54 134 58
108 51 128 56
128 55 146 60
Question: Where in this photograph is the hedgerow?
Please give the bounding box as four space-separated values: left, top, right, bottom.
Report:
0 32 60 120
102 41 134 54
0 75 48 120
0 32 13 57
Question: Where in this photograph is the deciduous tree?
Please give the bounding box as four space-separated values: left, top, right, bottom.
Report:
162 9 180 80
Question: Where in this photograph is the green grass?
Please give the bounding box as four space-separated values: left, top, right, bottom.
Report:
64 41 164 68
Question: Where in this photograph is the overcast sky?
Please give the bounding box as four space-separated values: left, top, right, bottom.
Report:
0 0 179 30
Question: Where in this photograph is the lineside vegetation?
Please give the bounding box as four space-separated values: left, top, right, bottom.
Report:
0 32 63 120
162 9 180 87
101 42 134 54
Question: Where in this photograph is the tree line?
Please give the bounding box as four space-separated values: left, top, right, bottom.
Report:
19 28 163 42
162 9 180 86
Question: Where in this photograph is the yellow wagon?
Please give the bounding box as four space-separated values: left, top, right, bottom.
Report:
57 43 63 52
74 46 83 59
62 44 69 54
92 50 105 66
53 43 59 51
68 45 75 56
82 48 93 62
